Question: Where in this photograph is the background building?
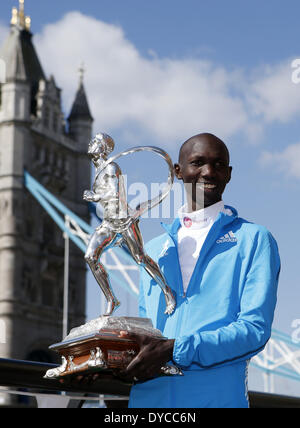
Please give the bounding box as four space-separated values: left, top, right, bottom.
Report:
0 2 93 364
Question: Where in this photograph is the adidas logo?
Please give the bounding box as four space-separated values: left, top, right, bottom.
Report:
216 231 237 244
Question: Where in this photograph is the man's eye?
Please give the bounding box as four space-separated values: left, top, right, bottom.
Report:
215 162 226 168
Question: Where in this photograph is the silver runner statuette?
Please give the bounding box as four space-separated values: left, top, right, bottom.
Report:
83 133 176 316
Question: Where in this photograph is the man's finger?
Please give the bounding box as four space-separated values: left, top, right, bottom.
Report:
119 330 145 345
119 330 136 339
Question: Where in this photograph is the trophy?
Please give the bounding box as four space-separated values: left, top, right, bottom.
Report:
45 133 182 380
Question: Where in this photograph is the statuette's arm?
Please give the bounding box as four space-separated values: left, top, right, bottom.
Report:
84 165 121 203
83 187 117 203
83 190 101 203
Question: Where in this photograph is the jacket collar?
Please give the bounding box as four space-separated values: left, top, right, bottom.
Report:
161 205 238 239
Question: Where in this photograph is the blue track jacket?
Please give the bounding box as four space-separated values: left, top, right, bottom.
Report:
129 206 280 408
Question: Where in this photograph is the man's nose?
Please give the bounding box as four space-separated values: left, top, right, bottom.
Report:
201 163 216 177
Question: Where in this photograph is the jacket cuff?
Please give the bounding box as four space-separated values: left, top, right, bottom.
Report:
173 336 193 368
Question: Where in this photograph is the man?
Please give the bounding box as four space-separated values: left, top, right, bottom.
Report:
120 132 280 408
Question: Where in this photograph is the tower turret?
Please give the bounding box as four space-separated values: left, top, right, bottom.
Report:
68 65 94 151
0 2 92 398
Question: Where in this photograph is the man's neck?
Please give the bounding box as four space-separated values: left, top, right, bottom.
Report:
187 199 222 213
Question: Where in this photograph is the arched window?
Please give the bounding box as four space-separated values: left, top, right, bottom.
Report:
43 106 50 128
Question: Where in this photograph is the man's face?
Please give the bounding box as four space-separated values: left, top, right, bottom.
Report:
174 136 232 210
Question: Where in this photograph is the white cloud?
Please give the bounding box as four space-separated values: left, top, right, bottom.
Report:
260 143 300 179
249 61 300 123
34 11 251 145
1 11 300 158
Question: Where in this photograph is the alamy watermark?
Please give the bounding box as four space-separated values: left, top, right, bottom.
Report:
94 179 205 220
0 58 6 84
0 319 6 344
291 59 300 84
291 319 300 344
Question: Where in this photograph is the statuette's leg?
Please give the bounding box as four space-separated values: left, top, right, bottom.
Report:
85 227 121 316
123 221 176 315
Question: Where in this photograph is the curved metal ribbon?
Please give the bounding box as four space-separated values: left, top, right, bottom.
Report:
97 146 174 219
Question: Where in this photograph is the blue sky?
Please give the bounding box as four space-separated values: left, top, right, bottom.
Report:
1 0 300 394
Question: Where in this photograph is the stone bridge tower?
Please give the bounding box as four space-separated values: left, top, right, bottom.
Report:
0 1 93 364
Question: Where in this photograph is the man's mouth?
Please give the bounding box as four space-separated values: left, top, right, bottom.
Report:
197 182 217 190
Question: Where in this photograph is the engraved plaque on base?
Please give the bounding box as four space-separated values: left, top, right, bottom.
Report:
44 316 182 379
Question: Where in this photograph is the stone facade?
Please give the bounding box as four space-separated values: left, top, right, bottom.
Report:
0 5 93 367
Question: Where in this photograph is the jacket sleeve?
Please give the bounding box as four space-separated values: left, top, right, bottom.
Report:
173 230 281 369
138 269 147 318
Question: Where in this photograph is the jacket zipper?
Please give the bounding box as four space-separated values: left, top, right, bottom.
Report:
184 217 227 297
161 209 237 338
164 229 187 338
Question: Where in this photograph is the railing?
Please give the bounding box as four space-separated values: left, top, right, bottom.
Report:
251 328 300 393
0 358 300 408
0 358 130 396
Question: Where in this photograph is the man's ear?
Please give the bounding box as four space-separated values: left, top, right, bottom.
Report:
227 166 232 183
174 163 182 180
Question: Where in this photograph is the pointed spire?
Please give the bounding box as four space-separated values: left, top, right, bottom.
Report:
0 23 45 85
68 65 93 122
11 7 18 26
18 0 25 28
1 1 45 114
78 62 85 87
11 0 31 32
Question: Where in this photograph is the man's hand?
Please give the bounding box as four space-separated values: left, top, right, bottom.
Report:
83 190 96 202
118 331 175 383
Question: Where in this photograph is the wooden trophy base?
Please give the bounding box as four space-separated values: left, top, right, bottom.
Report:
44 316 182 379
